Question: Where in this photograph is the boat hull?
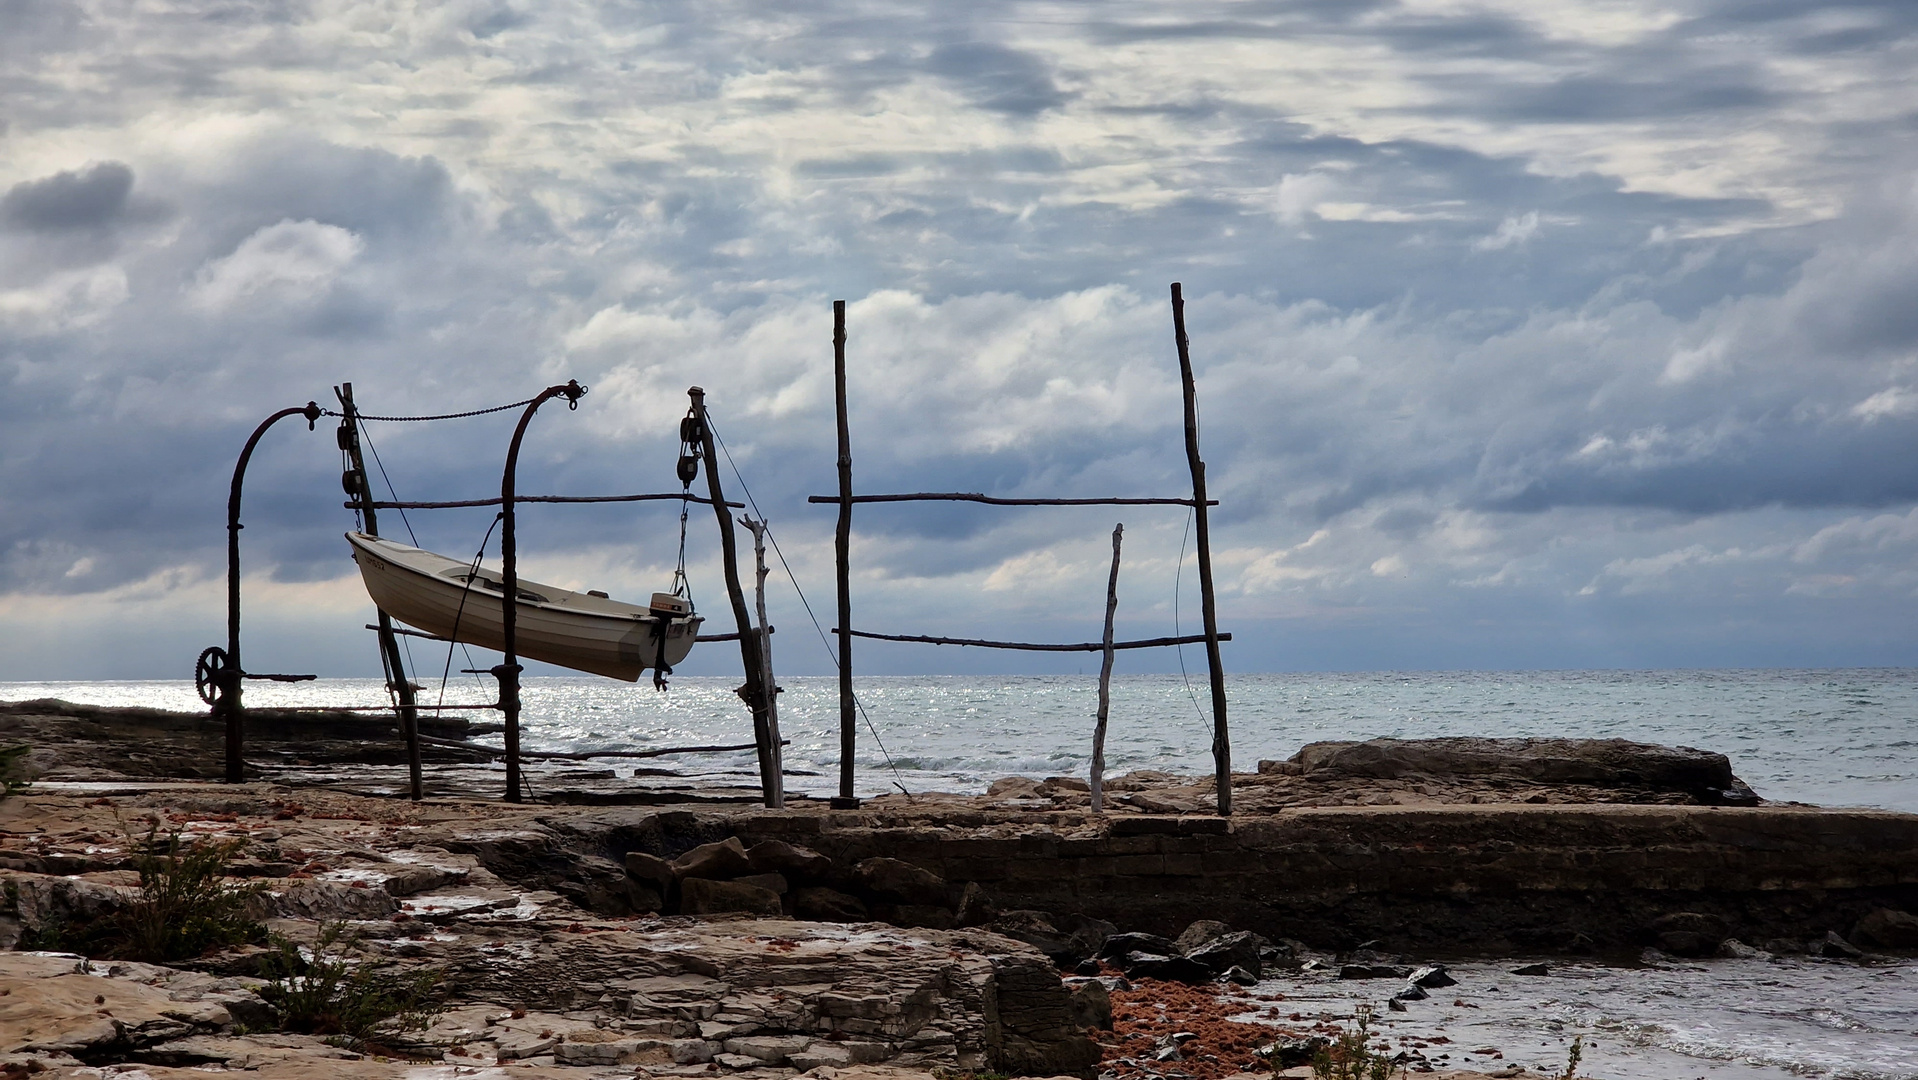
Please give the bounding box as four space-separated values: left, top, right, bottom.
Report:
346 532 700 682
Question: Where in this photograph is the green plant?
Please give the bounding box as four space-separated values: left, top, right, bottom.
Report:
1562 1033 1583 1078
0 744 29 798
257 922 444 1048
75 824 265 962
1308 1006 1400 1080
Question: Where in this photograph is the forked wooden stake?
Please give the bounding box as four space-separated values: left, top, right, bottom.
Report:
1091 523 1123 813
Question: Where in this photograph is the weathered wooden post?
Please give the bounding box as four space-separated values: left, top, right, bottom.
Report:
499 380 586 803
216 401 322 783
741 515 785 808
832 299 860 810
1090 523 1122 813
687 387 780 807
336 383 424 801
1171 283 1231 816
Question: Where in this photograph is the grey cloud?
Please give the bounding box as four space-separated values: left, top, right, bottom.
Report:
4 0 1918 675
924 43 1071 115
1 162 134 232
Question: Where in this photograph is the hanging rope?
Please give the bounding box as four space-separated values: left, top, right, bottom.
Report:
707 413 913 799
1173 507 1209 727
437 513 505 713
322 396 541 423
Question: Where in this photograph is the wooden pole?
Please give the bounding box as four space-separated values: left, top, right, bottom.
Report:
742 515 785 808
336 383 424 801
688 387 779 808
499 380 585 803
833 299 860 809
1171 283 1231 816
1091 523 1122 814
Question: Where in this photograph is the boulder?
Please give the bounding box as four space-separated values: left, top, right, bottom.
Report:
1096 931 1179 960
986 777 1045 799
1409 965 1457 988
991 911 1117 966
986 951 1104 1078
7 873 135 933
679 877 782 917
625 850 676 890
745 840 832 880
793 886 868 922
1511 963 1551 976
1064 979 1112 1030
671 837 752 881
1173 919 1234 953
1821 930 1865 959
1651 912 1728 958
1851 908 1918 950
257 879 398 920
379 864 463 897
1259 1036 1330 1069
734 872 789 896
1116 952 1212 984
853 857 947 905
1285 736 1758 802
956 881 996 927
1185 931 1261 978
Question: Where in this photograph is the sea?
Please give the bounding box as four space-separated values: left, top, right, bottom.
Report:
5 667 1917 1079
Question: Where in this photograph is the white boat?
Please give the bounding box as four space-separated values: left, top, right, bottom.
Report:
345 531 701 682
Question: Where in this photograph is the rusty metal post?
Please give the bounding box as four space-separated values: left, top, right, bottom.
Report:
335 383 424 801
221 401 322 783
499 380 586 803
1171 283 1231 816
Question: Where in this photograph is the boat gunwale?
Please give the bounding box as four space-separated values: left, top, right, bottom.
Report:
346 531 699 631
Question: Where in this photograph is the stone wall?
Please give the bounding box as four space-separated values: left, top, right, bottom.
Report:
561 804 1918 953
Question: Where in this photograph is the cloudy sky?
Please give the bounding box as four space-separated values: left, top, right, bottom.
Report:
3 0 1917 681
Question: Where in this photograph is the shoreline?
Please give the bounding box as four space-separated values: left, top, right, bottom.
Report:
4 699 1917 1078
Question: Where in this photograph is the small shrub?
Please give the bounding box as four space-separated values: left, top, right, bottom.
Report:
1562 1033 1583 1078
75 824 266 962
258 922 444 1048
1308 1005 1400 1080
0 744 29 799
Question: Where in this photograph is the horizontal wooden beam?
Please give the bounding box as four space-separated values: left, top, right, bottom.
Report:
417 733 788 761
806 492 1216 507
834 628 1230 652
348 492 743 510
370 624 766 644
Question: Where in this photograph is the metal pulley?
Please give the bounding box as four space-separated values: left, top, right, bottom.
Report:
680 415 705 444
342 468 365 496
677 452 700 485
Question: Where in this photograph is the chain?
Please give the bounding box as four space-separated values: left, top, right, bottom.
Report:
321 396 541 422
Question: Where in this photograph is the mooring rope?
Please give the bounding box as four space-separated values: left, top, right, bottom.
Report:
707 414 913 799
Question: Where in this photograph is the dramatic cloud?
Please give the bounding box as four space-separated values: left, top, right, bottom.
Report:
2 0 1916 679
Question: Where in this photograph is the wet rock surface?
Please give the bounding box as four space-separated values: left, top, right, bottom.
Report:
3 703 1912 1079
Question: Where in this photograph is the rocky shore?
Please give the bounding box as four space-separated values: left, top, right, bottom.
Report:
3 699 1917 1078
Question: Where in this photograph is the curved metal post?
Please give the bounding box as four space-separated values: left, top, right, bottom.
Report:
498 380 586 803
223 401 322 783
